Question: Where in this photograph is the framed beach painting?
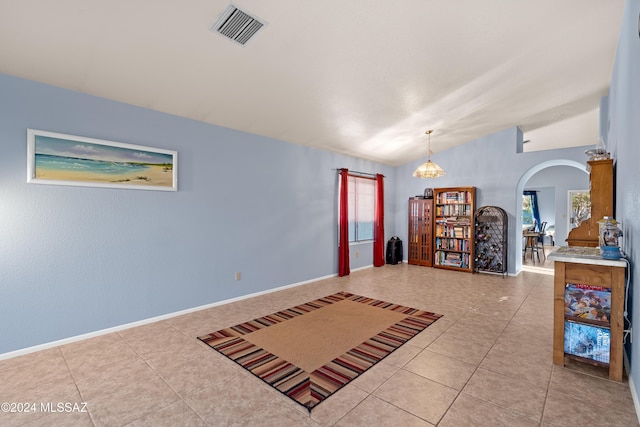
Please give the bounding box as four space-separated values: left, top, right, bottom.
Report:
27 129 177 191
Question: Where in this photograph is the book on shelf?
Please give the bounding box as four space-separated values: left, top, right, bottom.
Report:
564 320 610 364
440 217 470 223
436 204 471 216
564 283 611 323
435 237 470 251
438 191 471 204
436 251 469 268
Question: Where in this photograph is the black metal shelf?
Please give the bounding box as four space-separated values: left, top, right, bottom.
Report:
474 206 508 276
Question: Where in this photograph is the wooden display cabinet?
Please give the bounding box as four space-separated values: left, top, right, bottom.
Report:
408 197 434 267
567 159 613 247
549 247 626 381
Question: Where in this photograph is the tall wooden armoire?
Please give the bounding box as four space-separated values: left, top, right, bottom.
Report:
408 198 434 266
566 158 613 247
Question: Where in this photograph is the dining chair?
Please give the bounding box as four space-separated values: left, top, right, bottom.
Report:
537 221 547 259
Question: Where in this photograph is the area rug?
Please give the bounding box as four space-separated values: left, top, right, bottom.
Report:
197 291 442 410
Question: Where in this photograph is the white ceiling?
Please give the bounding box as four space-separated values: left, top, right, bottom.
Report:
0 1 626 166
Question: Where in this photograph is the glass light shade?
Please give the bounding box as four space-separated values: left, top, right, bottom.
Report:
413 129 445 178
412 160 446 178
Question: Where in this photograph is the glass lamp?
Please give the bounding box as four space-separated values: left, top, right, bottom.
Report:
413 130 445 178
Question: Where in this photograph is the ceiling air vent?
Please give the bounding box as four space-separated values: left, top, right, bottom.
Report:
210 5 265 46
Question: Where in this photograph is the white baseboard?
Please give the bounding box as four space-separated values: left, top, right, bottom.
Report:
0 272 338 361
351 264 374 272
630 374 640 425
625 352 640 424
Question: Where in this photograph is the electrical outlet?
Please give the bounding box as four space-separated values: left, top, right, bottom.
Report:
235 272 241 281
355 251 359 258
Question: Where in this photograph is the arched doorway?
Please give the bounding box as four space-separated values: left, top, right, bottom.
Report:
514 160 588 273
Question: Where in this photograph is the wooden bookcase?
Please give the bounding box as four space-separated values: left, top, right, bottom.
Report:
433 187 475 272
407 197 434 267
549 247 626 381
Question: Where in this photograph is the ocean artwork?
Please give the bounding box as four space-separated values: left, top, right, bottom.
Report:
27 129 177 191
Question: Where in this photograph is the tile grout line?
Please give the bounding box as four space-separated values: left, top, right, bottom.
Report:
117 333 211 426
431 276 547 426
58 345 97 427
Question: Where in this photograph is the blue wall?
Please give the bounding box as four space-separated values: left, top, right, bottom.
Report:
0 74 396 354
607 0 640 406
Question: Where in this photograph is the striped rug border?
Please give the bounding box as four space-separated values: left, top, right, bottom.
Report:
197 291 442 411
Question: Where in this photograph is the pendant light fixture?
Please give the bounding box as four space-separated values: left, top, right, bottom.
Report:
413 130 446 178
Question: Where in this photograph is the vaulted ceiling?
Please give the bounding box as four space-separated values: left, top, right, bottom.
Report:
0 1 626 165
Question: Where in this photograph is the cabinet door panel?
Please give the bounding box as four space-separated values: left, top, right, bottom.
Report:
408 198 433 267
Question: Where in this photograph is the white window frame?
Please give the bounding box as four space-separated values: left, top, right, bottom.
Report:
348 175 375 243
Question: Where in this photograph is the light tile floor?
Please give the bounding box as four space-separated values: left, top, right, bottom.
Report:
1 264 638 426
522 244 554 269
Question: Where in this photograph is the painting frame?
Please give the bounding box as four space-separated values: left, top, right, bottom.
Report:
27 129 178 191
568 189 591 231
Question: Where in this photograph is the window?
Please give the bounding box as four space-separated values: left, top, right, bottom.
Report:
522 193 534 227
348 176 375 242
522 190 540 230
568 190 591 229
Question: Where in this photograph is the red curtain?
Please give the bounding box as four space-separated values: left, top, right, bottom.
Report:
338 169 350 276
373 173 385 267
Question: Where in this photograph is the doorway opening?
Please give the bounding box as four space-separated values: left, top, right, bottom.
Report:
515 160 588 274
